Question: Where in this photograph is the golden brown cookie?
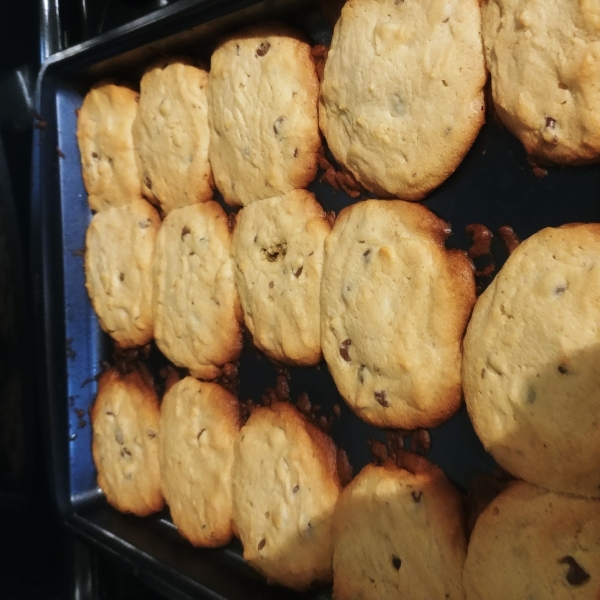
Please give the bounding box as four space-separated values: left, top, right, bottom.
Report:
85 198 160 348
132 58 213 214
483 0 600 164
153 202 242 379
208 23 320 206
321 200 475 429
464 481 600 600
77 82 143 212
159 377 241 547
232 402 341 591
91 367 163 516
333 460 467 600
463 224 600 498
231 190 330 365
319 0 486 200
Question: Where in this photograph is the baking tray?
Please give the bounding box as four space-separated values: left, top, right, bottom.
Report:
31 0 600 598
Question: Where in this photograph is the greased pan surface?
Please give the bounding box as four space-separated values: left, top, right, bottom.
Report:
31 1 600 599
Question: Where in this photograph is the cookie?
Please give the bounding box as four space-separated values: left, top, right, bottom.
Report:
91 367 163 516
76 82 143 212
321 200 475 429
159 377 240 547
231 402 341 591
463 224 600 498
208 23 320 206
85 198 160 348
319 0 486 201
231 190 330 365
333 460 467 600
153 202 242 379
464 481 600 600
132 58 213 214
483 0 600 165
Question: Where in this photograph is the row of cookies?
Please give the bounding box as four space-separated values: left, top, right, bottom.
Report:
91 366 600 598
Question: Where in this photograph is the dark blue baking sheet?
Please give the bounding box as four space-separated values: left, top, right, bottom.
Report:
30 0 600 598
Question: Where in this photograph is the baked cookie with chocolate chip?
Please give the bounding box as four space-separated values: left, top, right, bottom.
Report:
132 58 213 214
208 23 320 206
321 199 475 429
483 0 600 164
91 367 163 516
333 460 467 600
77 82 143 212
232 402 341 591
319 0 486 200
85 198 160 348
464 481 600 600
231 190 330 365
153 201 242 379
159 377 241 547
463 224 600 498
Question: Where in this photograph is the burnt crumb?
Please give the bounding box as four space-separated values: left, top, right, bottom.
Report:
374 390 389 407
333 404 341 418
294 266 303 278
275 373 290 402
228 212 237 233
336 448 353 486
411 490 422 503
296 392 311 415
498 226 520 254
181 225 191 240
311 44 329 82
412 429 431 455
256 41 271 57
391 556 402 570
258 538 266 550
339 338 352 361
56 147 65 158
466 224 493 259
369 439 388 464
66 338 76 360
558 556 590 586
558 364 569 375
325 210 336 228
71 248 85 258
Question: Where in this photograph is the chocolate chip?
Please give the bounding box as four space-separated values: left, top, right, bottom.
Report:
119 272 125 281
370 439 388 464
555 284 567 296
197 428 206 440
481 368 486 379
293 148 298 158
293 485 299 493
269 281 274 288
92 152 99 158
120 447 132 457
558 556 590 586
294 266 303 278
258 538 266 550
147 430 156 439
363 249 371 258
144 176 153 189
411 490 422 503
256 41 270 57
374 390 389 407
558 364 569 375
339 339 352 361
526 387 536 404
391 556 401 570
273 116 286 138
181 225 191 240
358 364 366 383
546 117 556 129
105 411 114 416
